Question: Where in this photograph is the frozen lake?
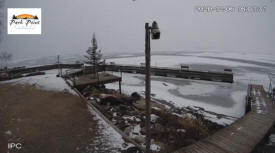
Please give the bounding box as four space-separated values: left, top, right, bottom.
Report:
105 52 275 125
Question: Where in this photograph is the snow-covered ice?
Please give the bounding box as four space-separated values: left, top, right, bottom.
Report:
179 52 275 65
106 72 245 125
178 83 217 96
105 53 275 125
107 55 263 69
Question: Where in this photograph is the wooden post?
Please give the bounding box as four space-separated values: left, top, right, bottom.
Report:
120 70 122 78
119 80 121 94
145 22 151 153
57 55 61 76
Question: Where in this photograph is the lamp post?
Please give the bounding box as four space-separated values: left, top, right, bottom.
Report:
145 21 160 153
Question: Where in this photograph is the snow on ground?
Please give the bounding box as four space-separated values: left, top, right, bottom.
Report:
151 144 161 152
0 69 77 95
87 106 132 152
252 90 268 114
269 134 275 145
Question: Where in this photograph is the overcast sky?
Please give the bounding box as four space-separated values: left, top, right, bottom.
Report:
0 0 274 61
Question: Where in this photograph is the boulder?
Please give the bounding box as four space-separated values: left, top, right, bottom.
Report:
134 135 145 144
151 114 159 123
100 96 123 105
124 126 132 135
153 123 165 133
123 147 143 153
131 92 141 100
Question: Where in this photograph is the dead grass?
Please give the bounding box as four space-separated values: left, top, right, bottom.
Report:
0 83 101 153
151 110 211 152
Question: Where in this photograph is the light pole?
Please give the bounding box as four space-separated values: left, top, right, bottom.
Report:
145 21 160 153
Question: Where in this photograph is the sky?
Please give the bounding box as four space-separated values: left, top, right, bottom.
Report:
0 0 274 61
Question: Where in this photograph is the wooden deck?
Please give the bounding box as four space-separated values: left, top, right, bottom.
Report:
72 73 121 91
173 84 275 153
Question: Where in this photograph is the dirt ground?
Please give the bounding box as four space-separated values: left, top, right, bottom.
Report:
0 83 103 153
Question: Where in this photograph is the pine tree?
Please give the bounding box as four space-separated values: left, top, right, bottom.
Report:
85 33 103 78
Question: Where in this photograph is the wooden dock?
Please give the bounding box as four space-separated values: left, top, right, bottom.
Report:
104 64 233 83
71 73 122 92
173 84 275 153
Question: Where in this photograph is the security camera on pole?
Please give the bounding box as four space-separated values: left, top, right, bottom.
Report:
145 21 160 153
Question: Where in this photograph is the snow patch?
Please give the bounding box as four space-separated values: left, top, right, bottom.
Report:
0 69 77 95
269 134 275 145
87 106 131 151
5 130 12 135
151 114 159 123
151 144 161 151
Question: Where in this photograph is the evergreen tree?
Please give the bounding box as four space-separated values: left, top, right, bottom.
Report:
85 33 103 78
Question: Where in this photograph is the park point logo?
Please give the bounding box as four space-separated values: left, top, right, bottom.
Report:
8 8 41 34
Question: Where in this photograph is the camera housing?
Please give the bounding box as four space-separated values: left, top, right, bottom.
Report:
151 21 160 40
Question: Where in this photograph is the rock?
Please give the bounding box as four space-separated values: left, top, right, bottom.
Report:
131 92 141 100
63 88 69 93
134 117 141 122
151 114 159 123
121 97 135 105
124 126 132 135
99 93 112 98
154 123 165 133
151 144 161 152
134 135 145 144
88 97 95 101
100 96 123 105
123 147 143 153
176 129 186 133
140 127 146 135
